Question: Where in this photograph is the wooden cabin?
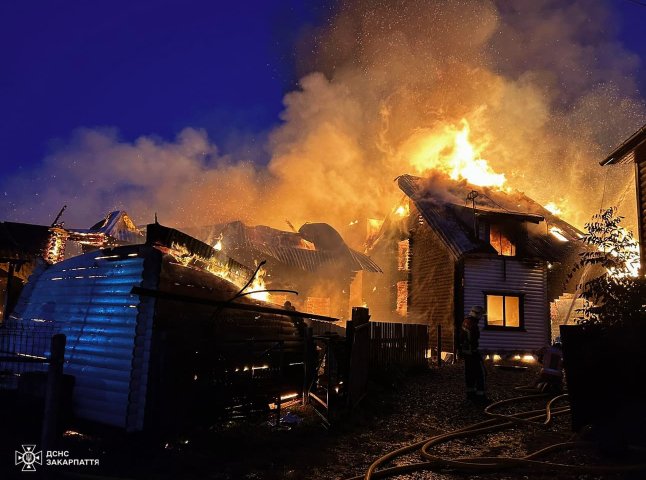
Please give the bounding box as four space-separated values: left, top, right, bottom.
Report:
362 174 583 355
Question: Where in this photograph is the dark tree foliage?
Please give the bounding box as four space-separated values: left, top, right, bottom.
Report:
570 207 645 328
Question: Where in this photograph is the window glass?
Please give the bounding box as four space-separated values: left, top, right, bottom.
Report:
485 294 521 327
489 224 516 256
396 281 408 316
505 296 520 327
486 295 504 326
397 240 409 271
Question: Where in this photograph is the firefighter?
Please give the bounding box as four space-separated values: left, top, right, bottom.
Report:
537 338 564 393
461 306 487 403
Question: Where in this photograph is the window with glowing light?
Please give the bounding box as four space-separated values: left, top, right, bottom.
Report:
396 281 408 317
397 240 410 271
485 293 522 329
489 224 516 256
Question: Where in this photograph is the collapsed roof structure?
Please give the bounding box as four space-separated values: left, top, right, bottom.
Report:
185 221 381 319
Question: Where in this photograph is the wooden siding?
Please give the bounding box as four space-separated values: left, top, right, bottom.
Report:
463 256 548 351
363 237 404 322
408 222 455 352
635 143 646 271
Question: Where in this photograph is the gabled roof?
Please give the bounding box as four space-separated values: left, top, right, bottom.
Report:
185 221 382 273
397 174 583 262
600 123 646 166
68 211 145 246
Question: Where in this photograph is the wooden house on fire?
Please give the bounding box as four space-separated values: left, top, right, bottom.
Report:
362 174 583 355
185 221 382 319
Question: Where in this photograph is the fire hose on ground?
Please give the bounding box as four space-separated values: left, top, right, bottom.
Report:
347 392 646 480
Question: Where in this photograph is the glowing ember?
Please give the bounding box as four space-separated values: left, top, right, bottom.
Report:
165 241 271 298
214 239 223 251
549 226 569 242
246 265 269 301
395 205 409 217
607 226 640 279
403 119 506 188
544 202 562 215
45 228 67 264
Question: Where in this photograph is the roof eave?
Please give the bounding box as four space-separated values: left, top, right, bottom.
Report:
600 124 646 166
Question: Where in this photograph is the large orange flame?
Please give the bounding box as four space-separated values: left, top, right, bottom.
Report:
403 119 505 188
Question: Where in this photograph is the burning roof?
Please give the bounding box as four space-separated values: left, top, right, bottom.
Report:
185 221 382 273
66 210 145 247
396 174 583 262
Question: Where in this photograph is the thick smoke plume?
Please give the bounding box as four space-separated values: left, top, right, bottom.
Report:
2 0 644 237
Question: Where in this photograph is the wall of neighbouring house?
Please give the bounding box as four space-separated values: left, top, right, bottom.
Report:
408 220 456 353
362 224 405 323
463 256 548 352
634 144 646 268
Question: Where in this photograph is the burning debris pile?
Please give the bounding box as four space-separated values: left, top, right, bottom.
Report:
185 220 381 318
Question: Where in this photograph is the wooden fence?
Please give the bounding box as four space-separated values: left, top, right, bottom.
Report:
306 319 430 369
369 321 429 368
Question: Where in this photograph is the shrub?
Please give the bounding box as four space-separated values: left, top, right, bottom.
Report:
570 207 645 328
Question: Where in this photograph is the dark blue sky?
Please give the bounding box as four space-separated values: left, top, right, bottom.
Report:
0 1 330 176
0 0 645 180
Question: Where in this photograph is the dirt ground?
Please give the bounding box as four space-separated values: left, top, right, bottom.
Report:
1 360 642 479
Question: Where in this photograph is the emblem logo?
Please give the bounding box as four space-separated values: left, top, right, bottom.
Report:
15 445 42 472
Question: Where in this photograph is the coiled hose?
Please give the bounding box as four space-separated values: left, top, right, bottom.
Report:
348 392 646 480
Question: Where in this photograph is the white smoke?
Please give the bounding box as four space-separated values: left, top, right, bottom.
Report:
1 0 644 235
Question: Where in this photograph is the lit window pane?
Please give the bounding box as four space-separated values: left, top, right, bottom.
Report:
486 295 504 326
396 281 408 316
398 240 409 271
489 224 516 256
505 296 520 327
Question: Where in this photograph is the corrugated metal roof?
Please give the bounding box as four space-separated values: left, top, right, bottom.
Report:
69 211 145 246
184 221 382 273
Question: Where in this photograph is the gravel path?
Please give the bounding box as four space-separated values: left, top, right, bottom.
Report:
30 361 639 479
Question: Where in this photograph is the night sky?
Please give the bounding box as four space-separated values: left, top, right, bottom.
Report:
0 1 331 177
1 0 645 227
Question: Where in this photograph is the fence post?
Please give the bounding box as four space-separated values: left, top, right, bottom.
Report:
437 325 442 368
41 334 66 452
2 261 16 323
302 326 313 405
